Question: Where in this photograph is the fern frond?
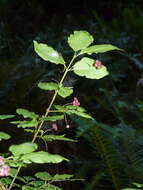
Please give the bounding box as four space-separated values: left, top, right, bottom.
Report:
92 124 126 190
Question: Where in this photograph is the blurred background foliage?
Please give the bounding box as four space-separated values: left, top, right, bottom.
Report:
1 0 143 189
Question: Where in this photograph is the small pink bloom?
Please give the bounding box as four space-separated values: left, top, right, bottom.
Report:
0 157 4 165
72 97 80 106
51 122 58 131
95 60 102 69
0 165 10 177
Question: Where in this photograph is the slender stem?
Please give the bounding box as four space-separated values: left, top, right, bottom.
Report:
8 165 22 190
8 53 77 190
32 53 77 143
32 91 58 143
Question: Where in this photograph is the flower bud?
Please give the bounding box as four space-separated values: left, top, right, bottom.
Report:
95 60 102 69
72 97 80 106
0 156 4 165
51 122 58 131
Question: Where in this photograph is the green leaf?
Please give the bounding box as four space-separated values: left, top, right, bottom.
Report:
24 129 42 134
9 142 38 156
23 176 36 182
68 31 93 51
33 41 65 65
66 105 86 112
0 177 12 185
70 110 93 119
55 105 93 119
16 109 39 119
0 115 15 120
22 186 37 190
21 151 69 164
41 134 77 142
132 183 143 188
58 86 73 98
0 131 10 141
9 173 26 184
11 119 38 128
73 57 109 79
52 174 73 181
79 44 122 55
54 105 67 112
42 185 62 190
35 172 52 181
10 169 28 184
38 82 59 91
28 181 44 187
7 160 24 167
40 115 64 121
9 168 18 177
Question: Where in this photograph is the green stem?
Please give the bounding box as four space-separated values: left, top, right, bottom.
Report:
32 90 58 143
32 53 77 143
8 165 22 190
8 53 77 190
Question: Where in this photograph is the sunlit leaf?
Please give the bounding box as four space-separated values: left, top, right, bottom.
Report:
38 82 59 91
24 129 35 133
70 110 93 119
68 31 93 51
73 57 109 79
80 44 122 55
0 115 15 120
16 109 39 119
9 142 38 156
40 115 64 121
33 41 65 65
66 105 86 112
58 86 73 98
41 134 77 142
54 105 93 119
21 151 69 164
11 119 38 128
0 131 10 141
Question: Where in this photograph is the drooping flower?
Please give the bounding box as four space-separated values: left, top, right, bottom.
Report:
51 122 58 131
94 60 103 69
72 97 80 106
0 156 4 165
0 165 10 177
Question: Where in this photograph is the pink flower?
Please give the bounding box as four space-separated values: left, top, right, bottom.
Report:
0 165 10 177
0 156 4 165
94 60 102 69
72 97 80 106
51 122 58 131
